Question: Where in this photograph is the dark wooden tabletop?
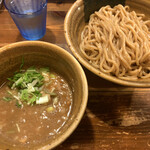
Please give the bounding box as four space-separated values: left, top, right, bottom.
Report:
1 0 150 150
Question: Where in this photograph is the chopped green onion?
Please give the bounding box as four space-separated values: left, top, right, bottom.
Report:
6 65 55 106
3 97 12 102
46 106 54 113
20 57 24 70
53 97 58 105
11 77 23 89
8 67 44 89
16 101 22 108
45 81 52 87
40 67 50 73
7 90 20 101
36 94 50 104
50 92 57 96
6 130 16 134
20 89 41 105
26 67 37 72
50 74 56 79
50 87 55 93
16 123 20 133
44 88 56 96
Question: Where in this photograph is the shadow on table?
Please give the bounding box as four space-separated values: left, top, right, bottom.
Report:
41 28 56 43
83 65 122 89
83 66 133 127
87 90 132 127
83 66 150 130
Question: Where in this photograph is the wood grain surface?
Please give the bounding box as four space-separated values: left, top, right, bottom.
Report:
1 0 150 150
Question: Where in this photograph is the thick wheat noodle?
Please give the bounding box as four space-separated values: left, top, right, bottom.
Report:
80 4 150 81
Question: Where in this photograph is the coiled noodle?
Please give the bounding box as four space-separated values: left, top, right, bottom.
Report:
80 5 150 81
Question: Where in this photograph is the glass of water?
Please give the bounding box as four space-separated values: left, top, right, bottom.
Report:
4 0 47 40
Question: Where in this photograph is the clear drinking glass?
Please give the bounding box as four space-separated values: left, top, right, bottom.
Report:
4 0 47 40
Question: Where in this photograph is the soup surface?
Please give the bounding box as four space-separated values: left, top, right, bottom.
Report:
0 67 72 147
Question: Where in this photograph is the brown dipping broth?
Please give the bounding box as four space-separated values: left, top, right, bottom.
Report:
0 70 72 147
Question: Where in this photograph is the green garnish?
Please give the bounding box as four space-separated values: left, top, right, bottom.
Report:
50 74 56 79
20 57 24 70
3 97 12 102
46 106 54 113
16 123 20 132
16 101 22 108
40 67 50 73
7 66 51 106
44 88 56 96
8 67 44 89
6 130 16 134
20 89 42 105
36 94 49 104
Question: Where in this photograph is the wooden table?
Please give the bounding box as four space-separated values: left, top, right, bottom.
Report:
1 0 150 150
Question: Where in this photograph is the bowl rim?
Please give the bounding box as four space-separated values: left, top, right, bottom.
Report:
0 41 88 150
64 0 150 87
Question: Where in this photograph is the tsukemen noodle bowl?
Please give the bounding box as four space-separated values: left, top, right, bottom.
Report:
64 0 150 87
0 41 88 150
